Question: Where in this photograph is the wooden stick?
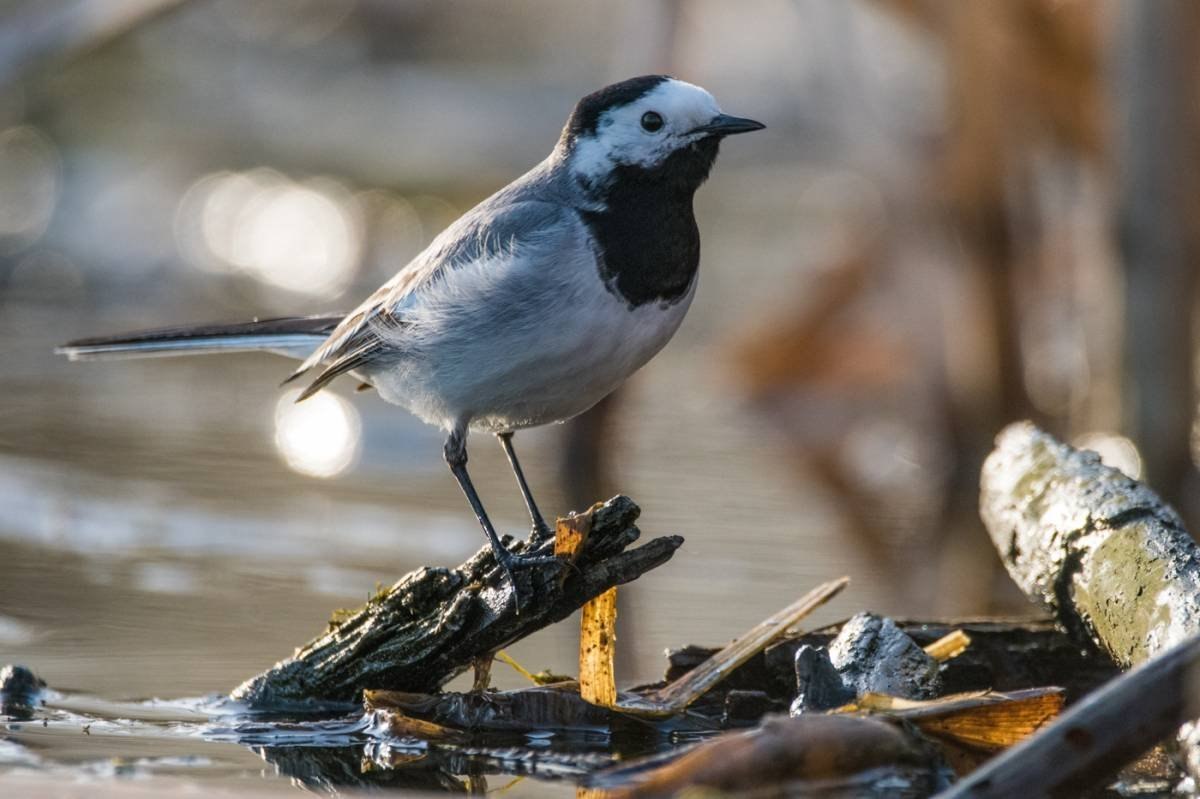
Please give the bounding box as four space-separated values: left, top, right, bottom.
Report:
924 630 971 662
613 577 849 718
579 587 618 707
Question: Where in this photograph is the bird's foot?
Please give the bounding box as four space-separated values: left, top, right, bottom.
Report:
498 551 562 570
494 549 564 614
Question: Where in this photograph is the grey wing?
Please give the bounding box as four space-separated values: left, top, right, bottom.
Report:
288 200 572 401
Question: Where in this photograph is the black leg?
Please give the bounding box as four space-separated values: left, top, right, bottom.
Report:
443 427 559 605
444 427 515 585
497 431 552 537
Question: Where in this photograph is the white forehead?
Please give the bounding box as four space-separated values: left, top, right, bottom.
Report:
632 79 721 125
570 79 723 183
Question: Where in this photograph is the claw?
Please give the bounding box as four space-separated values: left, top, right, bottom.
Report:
494 550 565 613
506 553 562 568
494 555 517 594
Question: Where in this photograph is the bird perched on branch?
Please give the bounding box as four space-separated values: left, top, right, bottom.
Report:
59 75 764 602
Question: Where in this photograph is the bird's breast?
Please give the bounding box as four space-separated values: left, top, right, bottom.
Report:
464 274 697 432
580 193 701 310
367 256 696 432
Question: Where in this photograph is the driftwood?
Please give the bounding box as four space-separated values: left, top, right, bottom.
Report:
364 578 849 739
980 422 1200 665
664 618 1117 715
594 714 946 797
231 496 682 709
979 422 1200 785
363 623 1079 744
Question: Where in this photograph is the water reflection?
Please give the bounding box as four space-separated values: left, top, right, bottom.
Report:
0 616 33 646
274 388 362 478
133 562 200 595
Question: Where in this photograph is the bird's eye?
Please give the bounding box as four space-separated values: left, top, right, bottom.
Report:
640 111 664 132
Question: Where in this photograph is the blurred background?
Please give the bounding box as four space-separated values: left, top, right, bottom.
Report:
0 0 1198 789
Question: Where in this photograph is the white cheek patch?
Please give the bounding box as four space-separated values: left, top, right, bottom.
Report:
569 126 619 186
570 118 671 185
569 78 722 186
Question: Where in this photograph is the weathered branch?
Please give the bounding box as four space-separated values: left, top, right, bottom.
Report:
978 421 1200 786
980 422 1200 666
231 496 682 709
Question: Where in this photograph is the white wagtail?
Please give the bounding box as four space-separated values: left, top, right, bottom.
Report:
59 75 764 595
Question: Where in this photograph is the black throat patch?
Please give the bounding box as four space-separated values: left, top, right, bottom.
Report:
579 137 720 308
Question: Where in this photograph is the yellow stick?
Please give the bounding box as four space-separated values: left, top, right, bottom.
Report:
579 586 619 707
614 576 850 718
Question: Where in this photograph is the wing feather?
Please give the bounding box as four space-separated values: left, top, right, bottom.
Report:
290 199 569 400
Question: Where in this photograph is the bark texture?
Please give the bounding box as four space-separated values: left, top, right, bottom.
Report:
231 496 681 709
980 421 1200 666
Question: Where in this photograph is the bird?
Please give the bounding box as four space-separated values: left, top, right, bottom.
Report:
58 75 764 601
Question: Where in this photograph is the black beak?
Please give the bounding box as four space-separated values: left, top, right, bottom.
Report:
689 113 766 137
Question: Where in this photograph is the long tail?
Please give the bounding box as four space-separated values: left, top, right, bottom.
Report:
56 315 345 362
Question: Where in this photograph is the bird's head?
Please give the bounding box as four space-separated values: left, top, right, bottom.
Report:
558 75 764 197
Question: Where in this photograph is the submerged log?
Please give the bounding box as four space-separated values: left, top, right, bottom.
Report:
231 496 682 709
979 422 1200 782
366 685 615 734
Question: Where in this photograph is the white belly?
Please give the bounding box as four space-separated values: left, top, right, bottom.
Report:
366 252 696 433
